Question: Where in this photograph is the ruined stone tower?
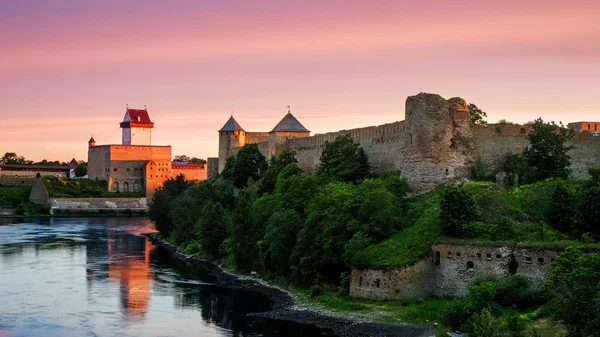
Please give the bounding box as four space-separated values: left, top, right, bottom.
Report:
402 93 475 190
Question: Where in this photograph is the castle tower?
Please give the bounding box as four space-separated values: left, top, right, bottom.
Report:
402 93 475 190
218 116 246 172
88 136 96 149
120 107 154 145
268 109 310 157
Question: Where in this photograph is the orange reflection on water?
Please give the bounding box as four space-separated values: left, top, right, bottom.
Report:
107 234 155 320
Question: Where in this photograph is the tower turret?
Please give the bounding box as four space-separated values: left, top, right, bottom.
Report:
268 108 310 157
88 136 96 149
218 116 246 172
120 107 154 145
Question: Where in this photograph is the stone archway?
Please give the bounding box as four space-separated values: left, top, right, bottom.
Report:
112 181 119 192
123 182 129 192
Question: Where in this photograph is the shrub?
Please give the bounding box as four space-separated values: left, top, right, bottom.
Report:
440 184 479 237
310 285 323 297
14 203 26 215
470 308 499 337
547 182 576 234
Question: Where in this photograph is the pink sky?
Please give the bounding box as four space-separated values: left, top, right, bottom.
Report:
1 0 599 162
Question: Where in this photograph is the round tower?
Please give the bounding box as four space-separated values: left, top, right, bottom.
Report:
218 116 246 173
402 93 475 191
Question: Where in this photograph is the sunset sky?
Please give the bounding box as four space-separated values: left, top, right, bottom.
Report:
1 0 599 162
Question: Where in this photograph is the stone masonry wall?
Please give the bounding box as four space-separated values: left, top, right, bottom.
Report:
217 93 600 190
51 197 148 210
349 243 559 299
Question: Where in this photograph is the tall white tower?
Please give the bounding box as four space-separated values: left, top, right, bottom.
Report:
120 107 154 145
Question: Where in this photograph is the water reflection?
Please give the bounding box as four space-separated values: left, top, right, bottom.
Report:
0 217 337 337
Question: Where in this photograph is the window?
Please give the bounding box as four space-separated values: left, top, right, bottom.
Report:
359 277 362 287
486 253 492 259
435 251 441 266
126 168 130 172
477 253 482 259
538 257 544 263
113 168 117 172
589 124 591 130
496 254 501 259
526 256 532 262
375 279 380 288
448 252 452 256
456 252 461 257
467 261 474 270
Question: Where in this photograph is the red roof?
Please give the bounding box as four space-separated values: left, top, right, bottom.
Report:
172 163 205 169
120 109 154 128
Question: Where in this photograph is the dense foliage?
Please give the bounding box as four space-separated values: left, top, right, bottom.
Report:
315 134 370 183
149 136 407 286
523 118 574 181
0 185 32 207
546 247 600 336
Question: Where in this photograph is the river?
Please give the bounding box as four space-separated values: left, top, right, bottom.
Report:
0 217 337 337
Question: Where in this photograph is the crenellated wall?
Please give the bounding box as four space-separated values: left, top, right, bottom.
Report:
216 93 600 190
350 243 559 299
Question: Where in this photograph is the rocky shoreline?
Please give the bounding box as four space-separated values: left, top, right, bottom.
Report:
145 233 434 337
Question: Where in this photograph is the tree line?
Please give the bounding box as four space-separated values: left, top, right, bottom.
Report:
149 134 409 288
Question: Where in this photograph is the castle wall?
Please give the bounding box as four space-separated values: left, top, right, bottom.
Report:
349 243 559 300
172 164 207 181
0 168 68 178
245 132 270 144
207 157 219 180
284 122 405 174
217 93 600 189
0 177 49 204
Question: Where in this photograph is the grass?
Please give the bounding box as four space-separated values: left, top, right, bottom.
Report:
278 282 455 325
359 178 591 269
360 191 442 269
42 176 144 198
0 185 32 206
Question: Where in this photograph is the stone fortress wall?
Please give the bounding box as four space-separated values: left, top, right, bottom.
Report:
218 93 600 188
349 243 559 299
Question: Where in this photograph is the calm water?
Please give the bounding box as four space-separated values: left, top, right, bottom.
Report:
0 217 336 337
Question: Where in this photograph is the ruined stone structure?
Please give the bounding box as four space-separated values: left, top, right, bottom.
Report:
349 243 559 299
216 93 600 190
88 108 207 201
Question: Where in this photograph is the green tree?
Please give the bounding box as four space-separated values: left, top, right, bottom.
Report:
169 181 212 245
547 182 576 234
468 103 488 125
576 166 600 239
195 201 231 258
292 182 360 282
74 161 88 177
188 157 207 164
0 152 33 165
503 152 531 186
523 118 574 181
440 184 480 237
260 209 303 276
230 181 262 271
222 143 268 188
148 174 191 237
546 247 600 336
470 308 499 337
259 149 298 194
356 179 402 239
316 134 370 183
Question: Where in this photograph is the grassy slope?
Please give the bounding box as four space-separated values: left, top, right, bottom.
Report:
0 185 32 206
360 179 589 269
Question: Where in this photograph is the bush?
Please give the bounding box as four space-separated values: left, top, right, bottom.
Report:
470 308 499 337
440 184 479 237
310 285 323 297
14 203 26 215
547 182 576 234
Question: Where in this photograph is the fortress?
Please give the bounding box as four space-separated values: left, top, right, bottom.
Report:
215 92 600 189
88 108 207 200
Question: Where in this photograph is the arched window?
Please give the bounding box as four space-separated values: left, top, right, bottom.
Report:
466 261 474 270
112 181 119 192
123 182 129 192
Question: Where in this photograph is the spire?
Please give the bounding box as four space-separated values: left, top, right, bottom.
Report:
88 136 96 144
219 116 244 132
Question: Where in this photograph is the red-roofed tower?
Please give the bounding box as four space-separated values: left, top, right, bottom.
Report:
120 107 154 145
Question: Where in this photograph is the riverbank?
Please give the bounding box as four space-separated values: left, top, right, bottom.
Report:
145 233 435 337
